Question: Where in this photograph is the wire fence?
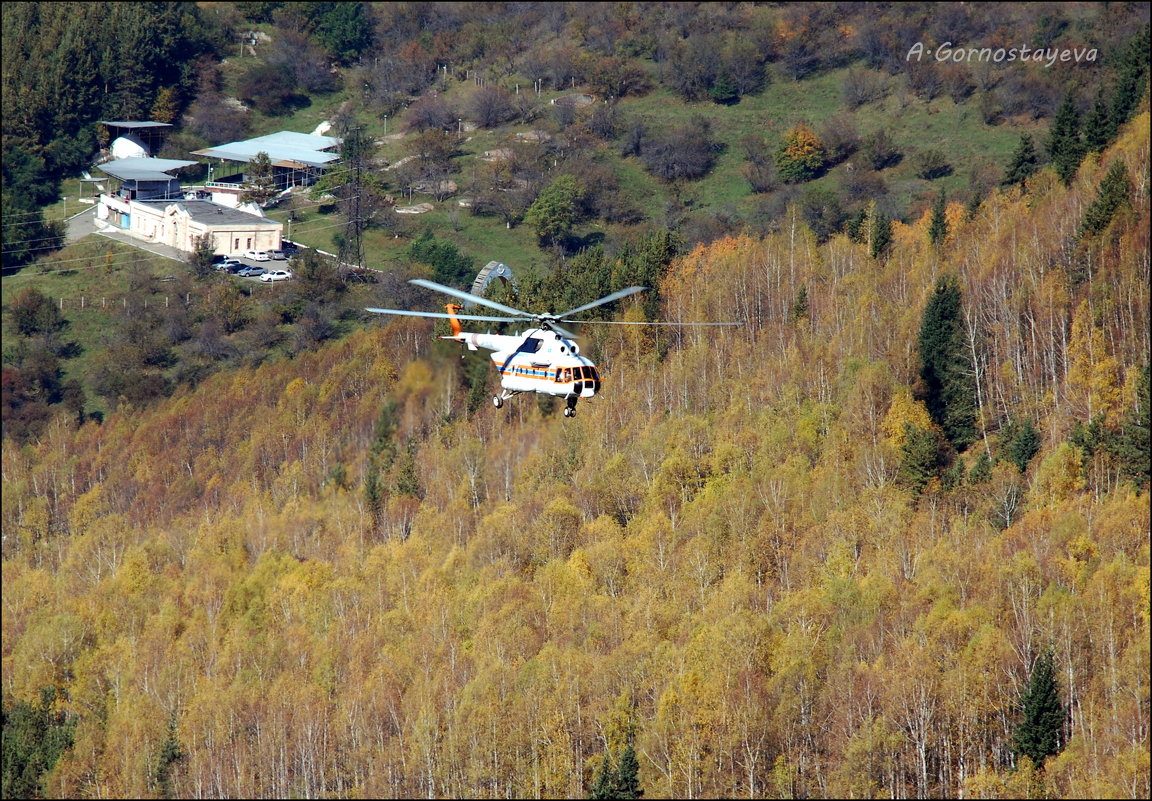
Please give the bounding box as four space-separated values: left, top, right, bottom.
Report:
50 282 293 313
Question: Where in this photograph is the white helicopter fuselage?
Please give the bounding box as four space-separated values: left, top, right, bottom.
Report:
444 327 601 400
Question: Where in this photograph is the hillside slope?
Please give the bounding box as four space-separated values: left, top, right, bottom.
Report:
2 116 1149 799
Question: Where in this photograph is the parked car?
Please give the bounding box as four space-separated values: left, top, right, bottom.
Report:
267 249 286 260
260 269 293 282
245 249 270 262
280 240 300 255
237 265 266 278
217 258 244 271
211 253 228 265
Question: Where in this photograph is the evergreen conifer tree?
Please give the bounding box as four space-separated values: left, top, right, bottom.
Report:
1001 134 1039 189
1012 650 1065 768
1079 160 1132 239
588 743 643 799
151 717 185 799
1048 94 1085 186
589 751 617 799
1002 418 1042 473
1 687 75 799
898 423 943 495
615 745 643 799
869 209 892 259
1114 365 1150 488
1110 25 1150 134
845 207 868 242
792 285 809 322
918 274 977 450
708 72 739 105
964 191 983 221
929 189 948 249
394 441 422 497
1083 94 1114 154
969 450 993 483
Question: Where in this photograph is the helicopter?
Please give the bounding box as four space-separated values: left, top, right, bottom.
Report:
367 278 741 417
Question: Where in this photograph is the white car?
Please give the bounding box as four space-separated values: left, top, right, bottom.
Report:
245 249 270 262
260 269 293 282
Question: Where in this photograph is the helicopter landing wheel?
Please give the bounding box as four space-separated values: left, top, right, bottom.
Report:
493 395 504 409
563 407 575 417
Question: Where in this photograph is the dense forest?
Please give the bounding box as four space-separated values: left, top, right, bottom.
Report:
3 1 1149 443
4 111 1150 800
2 2 1151 800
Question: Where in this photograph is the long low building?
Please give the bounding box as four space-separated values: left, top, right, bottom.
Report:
95 157 281 255
98 195 282 255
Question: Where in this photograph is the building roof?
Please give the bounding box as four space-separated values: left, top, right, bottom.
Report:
136 199 282 227
99 121 173 129
97 157 197 182
192 130 342 169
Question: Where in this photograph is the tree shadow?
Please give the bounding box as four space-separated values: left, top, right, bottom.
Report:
563 230 604 253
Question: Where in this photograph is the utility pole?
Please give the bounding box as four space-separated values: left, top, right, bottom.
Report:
344 125 366 272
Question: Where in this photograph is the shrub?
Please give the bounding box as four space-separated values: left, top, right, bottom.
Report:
841 67 887 109
861 128 902 170
915 149 953 179
640 117 720 182
774 123 826 183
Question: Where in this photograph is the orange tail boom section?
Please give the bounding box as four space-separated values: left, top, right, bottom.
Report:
445 303 463 336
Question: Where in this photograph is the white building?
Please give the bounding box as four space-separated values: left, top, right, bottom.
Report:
96 158 281 255
99 120 173 159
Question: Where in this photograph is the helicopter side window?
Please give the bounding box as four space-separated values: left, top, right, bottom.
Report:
519 338 543 354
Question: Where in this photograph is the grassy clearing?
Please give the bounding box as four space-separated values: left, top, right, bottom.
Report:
2 239 187 394
185 56 1043 275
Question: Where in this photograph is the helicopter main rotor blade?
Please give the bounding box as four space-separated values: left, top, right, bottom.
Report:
561 319 744 327
408 278 530 319
364 308 534 325
547 322 580 340
556 286 647 319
